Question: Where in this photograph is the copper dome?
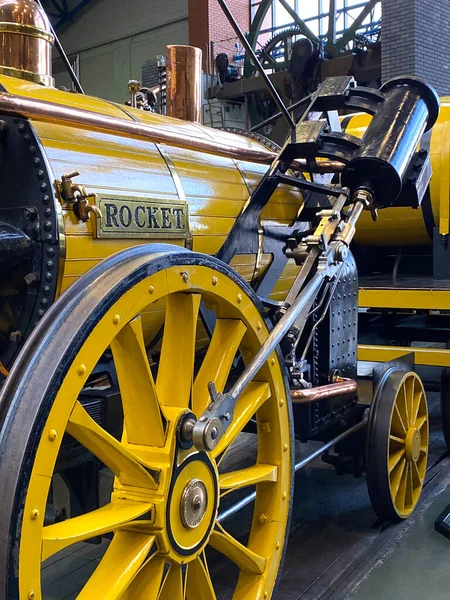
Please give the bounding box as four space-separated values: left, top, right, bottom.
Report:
0 0 54 86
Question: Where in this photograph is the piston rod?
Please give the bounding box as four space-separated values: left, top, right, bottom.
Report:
218 414 368 523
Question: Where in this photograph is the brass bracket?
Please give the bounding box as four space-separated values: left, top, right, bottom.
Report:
56 171 102 225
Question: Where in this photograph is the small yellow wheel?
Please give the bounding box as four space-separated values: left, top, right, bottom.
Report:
0 246 293 599
366 370 429 520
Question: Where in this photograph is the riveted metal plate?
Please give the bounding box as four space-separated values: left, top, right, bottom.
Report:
95 195 190 240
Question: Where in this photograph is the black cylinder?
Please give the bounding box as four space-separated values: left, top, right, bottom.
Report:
341 76 440 207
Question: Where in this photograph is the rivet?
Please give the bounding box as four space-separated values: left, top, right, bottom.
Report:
257 322 262 331
212 276 218 286
43 221 52 232
77 364 86 377
40 182 48 192
29 145 37 156
270 358 276 366
113 314 121 325
236 293 242 304
275 541 280 550
28 592 35 600
42 194 50 205
283 443 288 452
181 272 189 283
18 123 25 134
281 492 287 501
37 170 45 180
148 285 155 294
46 247 55 258
24 133 31 143
258 512 268 524
48 429 57 442
279 398 284 407
31 509 39 520
264 593 268 599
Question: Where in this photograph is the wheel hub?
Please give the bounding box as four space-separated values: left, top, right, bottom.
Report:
180 478 208 529
406 427 421 462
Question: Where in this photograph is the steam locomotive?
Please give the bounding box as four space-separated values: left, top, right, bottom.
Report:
0 1 443 599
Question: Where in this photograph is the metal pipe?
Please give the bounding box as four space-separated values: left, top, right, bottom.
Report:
216 0 295 131
166 45 202 123
34 0 84 93
0 92 277 163
0 90 344 169
218 414 368 523
291 379 358 403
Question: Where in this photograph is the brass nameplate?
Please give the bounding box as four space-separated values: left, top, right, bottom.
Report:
95 195 189 239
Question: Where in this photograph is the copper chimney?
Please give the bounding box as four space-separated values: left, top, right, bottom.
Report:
0 0 54 86
166 45 202 123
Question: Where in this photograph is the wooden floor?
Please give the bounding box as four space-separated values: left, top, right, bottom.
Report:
42 368 449 600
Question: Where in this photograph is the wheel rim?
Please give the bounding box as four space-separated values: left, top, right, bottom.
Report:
388 372 428 518
10 253 292 599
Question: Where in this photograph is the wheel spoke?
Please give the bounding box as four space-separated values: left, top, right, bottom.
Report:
388 448 405 474
397 461 409 511
67 401 156 489
412 387 422 426
209 524 266 574
77 530 155 600
192 319 247 417
157 293 201 407
416 415 427 431
400 384 410 428
390 458 406 500
219 464 277 495
412 460 422 487
158 563 184 600
42 502 153 560
111 316 165 447
389 434 405 445
125 555 166 599
186 554 217 600
391 402 407 437
211 382 271 459
405 461 414 508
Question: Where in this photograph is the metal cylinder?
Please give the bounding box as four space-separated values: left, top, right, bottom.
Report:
166 45 202 123
0 0 54 86
291 379 358 404
342 76 439 208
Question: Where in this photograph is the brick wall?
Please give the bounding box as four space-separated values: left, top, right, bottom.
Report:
381 0 450 96
189 0 250 68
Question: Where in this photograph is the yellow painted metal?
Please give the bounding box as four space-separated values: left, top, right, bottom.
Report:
347 98 450 245
387 372 428 518
359 286 450 310
0 74 303 300
20 262 292 599
359 344 450 367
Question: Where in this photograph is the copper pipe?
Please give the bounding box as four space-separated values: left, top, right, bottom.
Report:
0 92 276 163
291 378 358 404
0 91 346 171
166 45 202 123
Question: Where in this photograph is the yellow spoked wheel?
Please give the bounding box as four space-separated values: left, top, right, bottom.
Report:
0 246 293 599
366 369 429 520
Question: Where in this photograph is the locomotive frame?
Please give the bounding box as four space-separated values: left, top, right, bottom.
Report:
0 1 444 599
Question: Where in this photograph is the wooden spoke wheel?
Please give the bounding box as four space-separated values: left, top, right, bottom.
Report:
366 370 429 520
0 246 293 600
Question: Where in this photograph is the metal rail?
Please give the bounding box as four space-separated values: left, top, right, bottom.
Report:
218 414 368 523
